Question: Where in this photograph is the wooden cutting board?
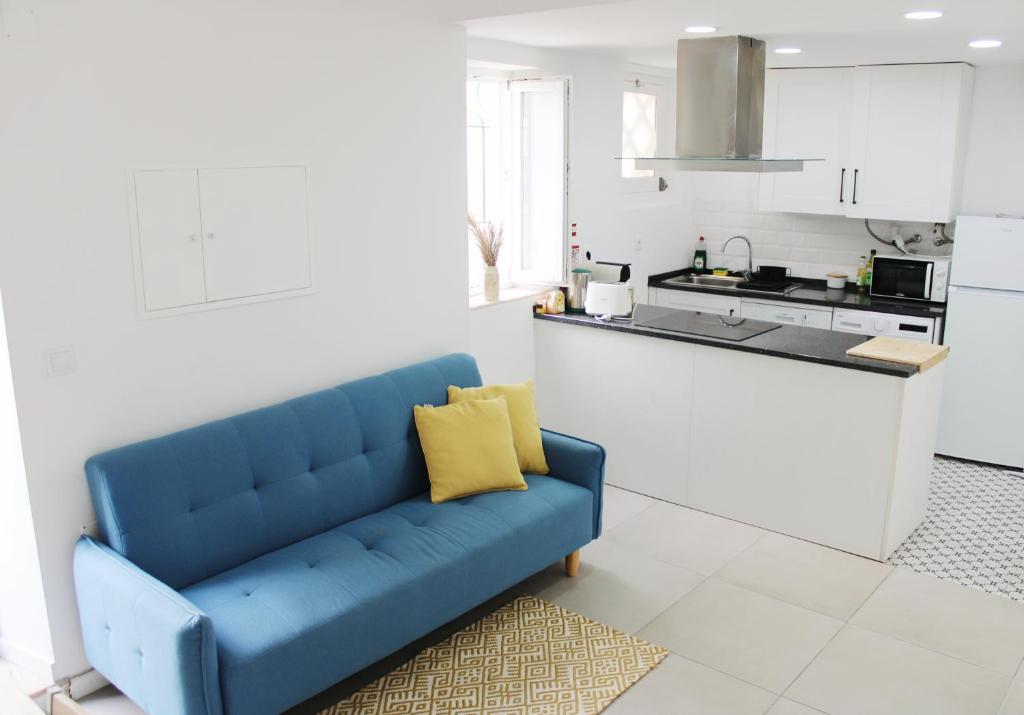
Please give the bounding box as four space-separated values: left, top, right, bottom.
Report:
846 336 949 373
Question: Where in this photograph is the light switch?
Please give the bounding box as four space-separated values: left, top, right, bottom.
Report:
46 346 76 377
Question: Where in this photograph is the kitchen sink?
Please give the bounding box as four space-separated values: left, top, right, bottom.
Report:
662 273 803 295
664 274 746 288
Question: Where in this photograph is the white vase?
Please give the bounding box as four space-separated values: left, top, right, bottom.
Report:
484 265 500 302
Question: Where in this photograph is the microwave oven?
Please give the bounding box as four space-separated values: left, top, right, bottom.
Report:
870 255 950 303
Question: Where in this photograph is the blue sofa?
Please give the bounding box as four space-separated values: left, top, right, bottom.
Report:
73 354 604 715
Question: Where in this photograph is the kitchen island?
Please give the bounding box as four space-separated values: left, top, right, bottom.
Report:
534 304 946 561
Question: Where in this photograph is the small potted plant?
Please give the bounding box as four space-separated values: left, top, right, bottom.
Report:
468 214 504 302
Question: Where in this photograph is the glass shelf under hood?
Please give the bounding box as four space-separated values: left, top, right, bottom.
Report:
620 157 824 173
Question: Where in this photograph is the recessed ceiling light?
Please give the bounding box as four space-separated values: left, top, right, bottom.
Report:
774 47 802 54
969 39 1002 48
904 10 943 20
684 26 717 33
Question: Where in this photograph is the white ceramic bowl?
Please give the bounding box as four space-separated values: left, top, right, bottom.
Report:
826 272 848 290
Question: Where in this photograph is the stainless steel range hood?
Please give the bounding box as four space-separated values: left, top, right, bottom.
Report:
628 36 817 173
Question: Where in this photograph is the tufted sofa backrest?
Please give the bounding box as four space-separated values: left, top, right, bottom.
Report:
85 353 482 590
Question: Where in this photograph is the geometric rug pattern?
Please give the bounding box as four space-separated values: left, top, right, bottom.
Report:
317 595 668 715
890 456 1024 602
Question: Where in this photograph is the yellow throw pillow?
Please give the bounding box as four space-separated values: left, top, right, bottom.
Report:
413 397 527 504
447 381 549 475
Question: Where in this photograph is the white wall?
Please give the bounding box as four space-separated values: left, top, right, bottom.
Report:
469 300 538 385
0 291 54 679
0 0 468 681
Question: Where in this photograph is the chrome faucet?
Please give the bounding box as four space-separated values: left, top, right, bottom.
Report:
723 235 753 280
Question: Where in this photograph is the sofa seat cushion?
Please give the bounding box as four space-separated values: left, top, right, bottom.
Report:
180 475 594 715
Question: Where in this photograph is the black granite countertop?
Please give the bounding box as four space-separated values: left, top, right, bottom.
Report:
648 269 947 318
534 304 919 378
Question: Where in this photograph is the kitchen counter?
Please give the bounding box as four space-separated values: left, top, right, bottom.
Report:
649 269 946 318
534 303 946 562
534 304 918 377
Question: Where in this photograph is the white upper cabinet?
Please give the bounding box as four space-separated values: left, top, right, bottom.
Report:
845 63 973 223
132 165 311 315
759 63 974 223
759 67 854 215
134 170 207 311
198 167 311 302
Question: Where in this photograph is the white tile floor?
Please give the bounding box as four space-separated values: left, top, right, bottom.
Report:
78 485 1024 715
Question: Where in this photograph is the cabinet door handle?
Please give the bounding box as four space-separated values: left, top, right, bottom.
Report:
206 233 216 240
839 168 846 203
852 169 859 205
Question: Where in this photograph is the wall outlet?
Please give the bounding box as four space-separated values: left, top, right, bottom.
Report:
633 239 643 253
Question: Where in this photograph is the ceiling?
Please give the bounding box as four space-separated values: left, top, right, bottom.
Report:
460 0 1024 68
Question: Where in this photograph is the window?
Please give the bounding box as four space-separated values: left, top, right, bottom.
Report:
621 90 657 178
466 76 569 293
621 75 670 193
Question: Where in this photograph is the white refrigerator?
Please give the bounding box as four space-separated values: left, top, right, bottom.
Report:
936 215 1024 469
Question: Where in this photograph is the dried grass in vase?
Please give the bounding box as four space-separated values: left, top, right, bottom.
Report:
468 214 504 267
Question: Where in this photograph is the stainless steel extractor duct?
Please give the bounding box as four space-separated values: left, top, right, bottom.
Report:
630 35 815 173
676 35 764 159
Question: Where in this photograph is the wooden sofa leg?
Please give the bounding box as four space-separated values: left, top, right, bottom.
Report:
565 549 581 577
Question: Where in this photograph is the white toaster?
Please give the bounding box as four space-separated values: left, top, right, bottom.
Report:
584 281 635 317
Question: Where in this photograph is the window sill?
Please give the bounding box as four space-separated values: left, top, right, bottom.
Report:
469 285 552 310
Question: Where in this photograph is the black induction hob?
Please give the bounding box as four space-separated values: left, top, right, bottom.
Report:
633 310 782 341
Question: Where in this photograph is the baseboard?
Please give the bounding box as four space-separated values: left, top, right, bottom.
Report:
0 638 54 687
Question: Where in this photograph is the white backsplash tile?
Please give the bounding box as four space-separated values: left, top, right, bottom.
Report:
688 196 952 280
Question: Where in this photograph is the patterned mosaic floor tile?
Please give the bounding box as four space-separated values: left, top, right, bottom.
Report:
889 457 1024 601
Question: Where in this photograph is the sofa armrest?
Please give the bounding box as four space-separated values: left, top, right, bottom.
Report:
541 429 606 538
73 537 223 715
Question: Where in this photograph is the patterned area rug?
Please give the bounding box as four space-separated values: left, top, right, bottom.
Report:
890 456 1024 601
318 595 668 715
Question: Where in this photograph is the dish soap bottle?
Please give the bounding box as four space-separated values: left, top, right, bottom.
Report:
856 256 868 292
865 249 877 288
693 236 708 272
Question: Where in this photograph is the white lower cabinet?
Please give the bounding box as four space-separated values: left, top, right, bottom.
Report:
741 299 834 329
650 288 742 316
535 319 945 561
534 320 694 505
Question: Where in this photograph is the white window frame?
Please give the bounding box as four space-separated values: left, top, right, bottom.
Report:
621 74 671 195
507 77 571 286
466 74 512 295
465 74 571 295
